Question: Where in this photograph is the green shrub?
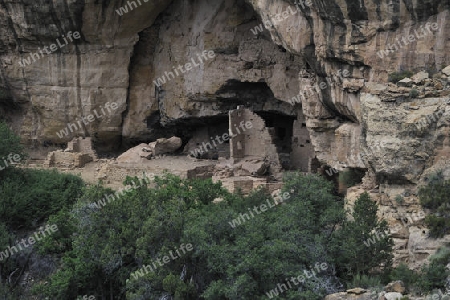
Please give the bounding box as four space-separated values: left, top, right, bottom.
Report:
0 121 26 164
417 246 450 292
389 263 419 292
330 192 394 282
0 168 84 229
395 195 404 204
349 274 383 289
388 71 414 83
418 171 450 237
409 89 419 98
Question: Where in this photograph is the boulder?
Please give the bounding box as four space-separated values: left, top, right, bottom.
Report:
382 292 404 300
117 143 149 163
397 78 413 87
411 71 429 84
139 150 153 159
324 290 375 300
442 65 450 76
385 280 406 294
150 136 182 156
347 288 367 295
241 160 269 176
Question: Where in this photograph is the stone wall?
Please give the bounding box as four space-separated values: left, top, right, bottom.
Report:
290 111 315 172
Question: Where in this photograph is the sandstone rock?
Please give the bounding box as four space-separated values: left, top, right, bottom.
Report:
117 143 149 163
139 150 153 159
442 65 450 76
382 292 403 300
239 160 269 176
398 78 413 87
347 288 367 295
150 137 182 156
434 81 444 90
324 290 375 300
385 281 406 294
412 71 429 84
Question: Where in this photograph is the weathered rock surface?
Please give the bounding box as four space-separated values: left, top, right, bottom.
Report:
149 137 182 156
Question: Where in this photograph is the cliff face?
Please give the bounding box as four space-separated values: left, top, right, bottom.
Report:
1 0 450 266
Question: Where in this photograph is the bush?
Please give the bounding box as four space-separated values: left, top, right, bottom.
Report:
395 195 404 204
389 263 419 293
0 121 26 165
0 168 84 229
339 168 365 188
418 246 450 292
388 71 414 83
330 192 394 282
409 89 419 98
419 171 450 237
349 274 383 289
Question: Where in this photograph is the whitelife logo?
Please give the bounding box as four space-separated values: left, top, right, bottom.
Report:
228 192 291 228
0 225 58 261
115 0 149 16
18 31 81 67
0 153 22 171
189 121 253 158
376 22 439 59
153 50 216 87
56 102 119 139
129 243 193 281
250 0 312 35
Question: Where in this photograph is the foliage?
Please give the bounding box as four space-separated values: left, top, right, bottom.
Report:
35 208 77 255
389 263 419 293
338 169 364 188
388 71 413 83
419 171 450 237
409 89 419 98
417 246 450 292
36 173 348 299
349 274 383 289
29 173 398 299
0 168 84 229
329 192 394 283
0 121 25 164
388 247 450 295
395 195 404 204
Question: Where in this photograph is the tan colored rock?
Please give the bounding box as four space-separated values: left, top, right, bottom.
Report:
150 137 182 156
238 160 269 176
117 143 149 163
398 78 413 87
139 150 153 160
382 292 403 300
385 281 406 294
324 290 375 300
347 288 367 295
412 71 429 84
434 81 444 90
442 65 450 76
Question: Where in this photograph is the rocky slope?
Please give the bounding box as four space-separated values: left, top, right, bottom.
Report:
1 0 450 268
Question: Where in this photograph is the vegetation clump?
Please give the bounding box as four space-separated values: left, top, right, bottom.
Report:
419 171 450 237
388 71 413 83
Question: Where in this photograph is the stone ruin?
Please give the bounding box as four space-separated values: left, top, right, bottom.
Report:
45 137 98 168
210 106 316 193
